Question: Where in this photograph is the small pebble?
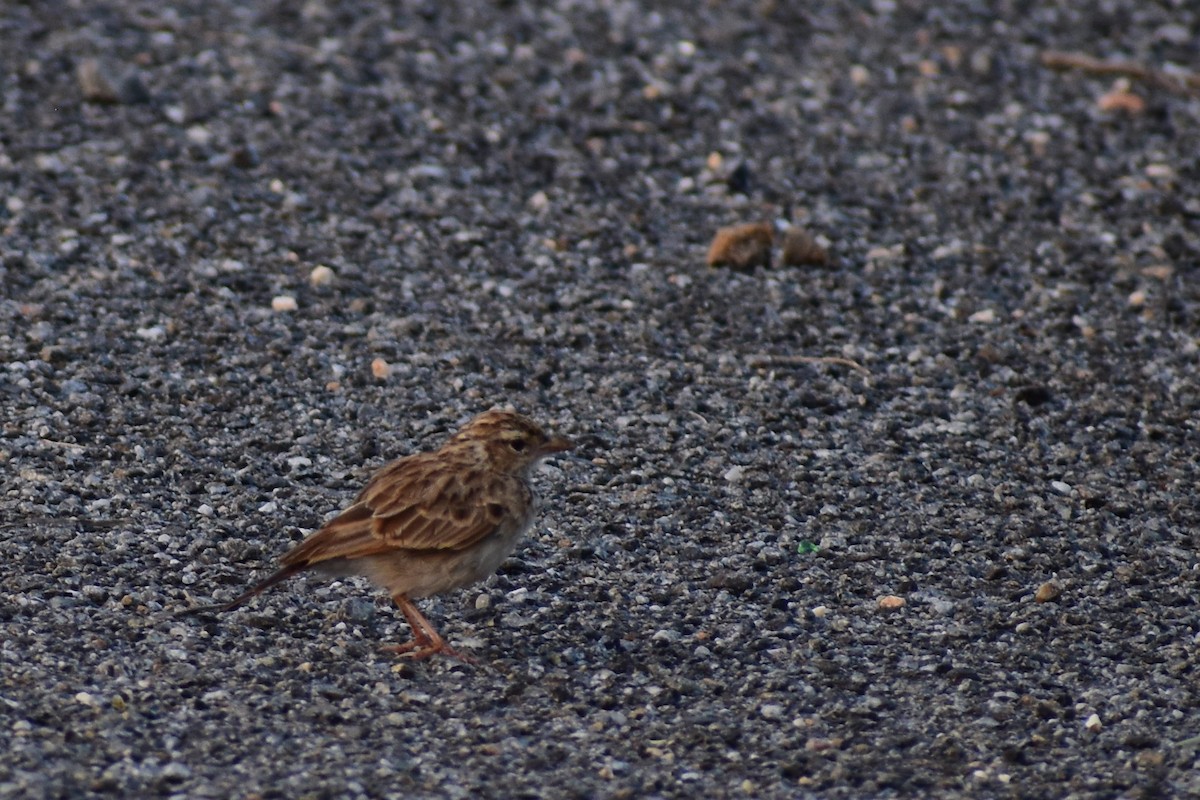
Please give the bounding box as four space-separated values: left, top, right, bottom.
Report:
1026 130 1051 156
77 58 120 103
310 265 335 286
877 595 906 611
1085 713 1102 733
160 762 192 782
186 125 213 145
805 737 840 752
1035 581 1062 603
136 326 166 341
760 704 785 720
371 358 391 379
865 244 904 262
82 585 108 605
271 295 298 312
343 598 375 623
1141 265 1173 281
723 465 747 483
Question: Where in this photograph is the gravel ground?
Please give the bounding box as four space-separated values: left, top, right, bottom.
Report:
3 1 1200 798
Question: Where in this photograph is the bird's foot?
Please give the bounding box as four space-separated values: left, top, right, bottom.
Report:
381 639 477 664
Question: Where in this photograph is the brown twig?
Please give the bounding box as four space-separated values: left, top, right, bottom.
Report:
747 354 871 376
1040 50 1200 97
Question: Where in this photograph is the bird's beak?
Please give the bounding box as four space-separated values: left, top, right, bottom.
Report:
539 435 574 456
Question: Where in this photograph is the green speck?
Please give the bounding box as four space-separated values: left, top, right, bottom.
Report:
797 541 820 555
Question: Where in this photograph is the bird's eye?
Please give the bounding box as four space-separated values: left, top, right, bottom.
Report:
509 438 527 452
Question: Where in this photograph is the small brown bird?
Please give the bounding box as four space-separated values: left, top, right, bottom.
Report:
188 409 572 660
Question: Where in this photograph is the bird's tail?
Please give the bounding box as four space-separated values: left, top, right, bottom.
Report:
178 564 305 616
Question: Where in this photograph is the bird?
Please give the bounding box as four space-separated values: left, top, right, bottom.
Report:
185 409 573 661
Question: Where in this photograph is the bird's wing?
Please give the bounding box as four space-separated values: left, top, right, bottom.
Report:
280 454 518 568
362 455 517 551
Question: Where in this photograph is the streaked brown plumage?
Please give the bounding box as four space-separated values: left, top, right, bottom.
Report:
187 409 572 660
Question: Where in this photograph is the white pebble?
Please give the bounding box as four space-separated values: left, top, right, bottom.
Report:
310 265 335 286
723 465 747 483
760 704 785 720
186 125 212 145
271 295 298 312
527 190 549 210
160 763 192 781
1085 713 1102 733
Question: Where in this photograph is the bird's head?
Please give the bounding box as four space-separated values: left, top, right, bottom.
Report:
449 409 573 474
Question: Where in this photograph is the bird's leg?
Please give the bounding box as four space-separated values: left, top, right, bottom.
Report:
383 594 475 663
